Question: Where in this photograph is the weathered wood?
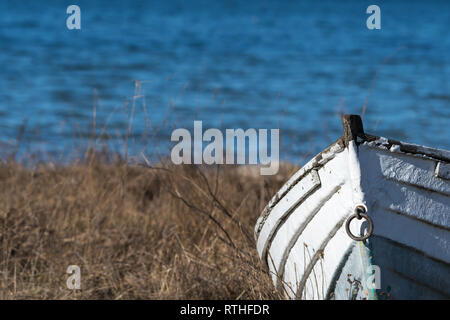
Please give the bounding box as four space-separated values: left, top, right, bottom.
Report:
255 116 450 300
341 114 365 146
369 235 450 299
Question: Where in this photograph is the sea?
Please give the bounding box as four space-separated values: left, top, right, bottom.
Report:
0 0 449 164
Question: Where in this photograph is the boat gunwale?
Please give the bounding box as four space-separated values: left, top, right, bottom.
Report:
364 134 450 163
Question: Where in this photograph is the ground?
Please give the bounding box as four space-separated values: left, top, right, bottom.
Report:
0 153 298 299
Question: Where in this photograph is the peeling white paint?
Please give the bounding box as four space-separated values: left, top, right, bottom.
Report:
255 136 450 300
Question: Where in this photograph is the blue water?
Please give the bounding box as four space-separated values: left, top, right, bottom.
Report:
0 0 449 163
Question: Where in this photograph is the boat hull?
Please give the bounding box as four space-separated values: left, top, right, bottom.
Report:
255 133 450 300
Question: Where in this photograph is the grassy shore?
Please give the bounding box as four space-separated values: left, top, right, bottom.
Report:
0 152 298 299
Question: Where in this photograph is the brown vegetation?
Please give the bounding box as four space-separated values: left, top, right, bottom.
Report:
0 152 298 299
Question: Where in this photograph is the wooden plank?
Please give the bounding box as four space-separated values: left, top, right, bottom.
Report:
255 140 344 238
370 235 450 298
273 185 343 294
378 268 447 299
256 169 321 268
370 206 450 263
380 180 450 230
359 145 450 229
265 150 351 292
295 216 348 299
376 149 450 196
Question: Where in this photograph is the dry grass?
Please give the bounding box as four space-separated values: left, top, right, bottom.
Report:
0 151 298 299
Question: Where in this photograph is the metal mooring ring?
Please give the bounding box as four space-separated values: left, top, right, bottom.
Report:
345 211 373 241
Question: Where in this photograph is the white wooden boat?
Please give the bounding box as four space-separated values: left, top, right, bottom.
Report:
255 115 450 300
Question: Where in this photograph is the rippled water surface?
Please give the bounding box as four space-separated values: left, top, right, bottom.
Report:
1 0 449 163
